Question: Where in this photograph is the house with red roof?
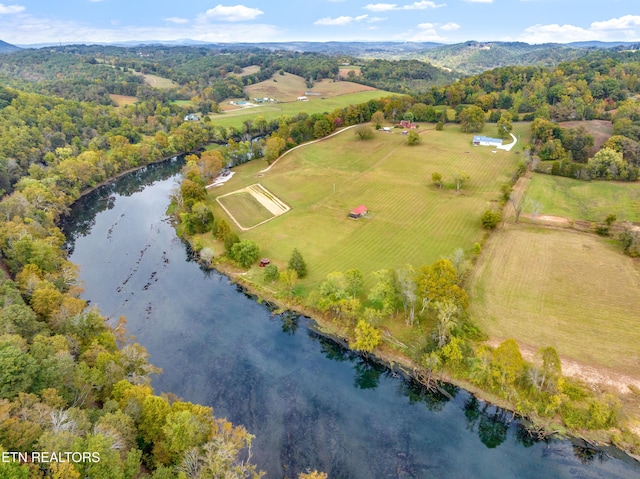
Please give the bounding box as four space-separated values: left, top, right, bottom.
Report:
349 205 368 219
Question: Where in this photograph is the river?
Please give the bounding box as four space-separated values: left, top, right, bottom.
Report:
62 159 640 478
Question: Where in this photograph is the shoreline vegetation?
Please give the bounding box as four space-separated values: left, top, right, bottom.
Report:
170 123 640 463
195 241 639 458
3 42 640 476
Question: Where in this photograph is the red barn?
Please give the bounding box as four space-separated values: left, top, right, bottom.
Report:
349 205 368 218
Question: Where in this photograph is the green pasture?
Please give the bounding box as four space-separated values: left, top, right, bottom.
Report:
526 174 640 222
141 73 177 89
217 191 274 230
207 90 395 130
468 226 640 375
209 123 527 289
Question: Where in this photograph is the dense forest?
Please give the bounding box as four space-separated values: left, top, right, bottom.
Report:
1 43 640 477
0 44 456 106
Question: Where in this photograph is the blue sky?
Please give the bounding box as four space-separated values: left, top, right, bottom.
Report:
1 0 639 45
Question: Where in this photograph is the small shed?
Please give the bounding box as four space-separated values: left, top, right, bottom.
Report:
349 205 368 219
473 136 503 147
259 258 271 268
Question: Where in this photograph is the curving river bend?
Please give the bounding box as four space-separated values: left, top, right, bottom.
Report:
62 159 640 478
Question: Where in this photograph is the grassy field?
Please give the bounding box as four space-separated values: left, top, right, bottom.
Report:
217 192 275 229
526 174 640 222
208 122 528 289
233 65 261 77
209 90 395 130
467 226 640 375
109 94 137 107
338 65 362 77
140 73 177 89
245 72 376 102
558 120 613 149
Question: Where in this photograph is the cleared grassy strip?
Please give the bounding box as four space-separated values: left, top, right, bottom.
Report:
109 94 137 106
210 124 524 289
467 226 640 376
217 192 275 229
207 90 395 130
141 73 177 89
526 174 640 222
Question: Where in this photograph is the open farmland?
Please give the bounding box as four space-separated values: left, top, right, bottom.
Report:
209 90 394 130
467 226 640 376
109 94 137 106
245 72 376 102
209 123 527 288
526 173 640 222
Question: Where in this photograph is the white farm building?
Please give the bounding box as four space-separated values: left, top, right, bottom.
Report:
472 136 502 147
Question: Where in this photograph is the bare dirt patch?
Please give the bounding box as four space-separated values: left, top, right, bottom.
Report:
338 66 362 77
486 339 640 394
559 120 613 150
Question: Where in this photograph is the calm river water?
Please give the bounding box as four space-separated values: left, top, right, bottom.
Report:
62 159 640 478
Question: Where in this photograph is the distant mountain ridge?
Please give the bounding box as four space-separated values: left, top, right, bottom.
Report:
5 38 639 76
0 39 20 53
414 41 633 75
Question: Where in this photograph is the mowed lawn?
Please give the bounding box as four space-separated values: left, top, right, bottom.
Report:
526 174 640 222
210 124 525 288
217 192 274 230
468 226 640 375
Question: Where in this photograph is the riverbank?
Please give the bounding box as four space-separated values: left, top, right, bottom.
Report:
194 248 640 461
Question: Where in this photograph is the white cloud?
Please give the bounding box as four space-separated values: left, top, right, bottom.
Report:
165 17 189 24
0 13 282 44
364 1 444 11
400 22 446 42
0 3 24 14
519 15 640 44
591 15 640 31
364 3 397 11
368 16 387 23
403 1 445 9
315 15 368 26
198 4 264 22
440 22 460 31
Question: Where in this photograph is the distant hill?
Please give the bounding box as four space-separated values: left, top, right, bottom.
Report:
0 39 20 54
416 41 592 75
566 41 639 49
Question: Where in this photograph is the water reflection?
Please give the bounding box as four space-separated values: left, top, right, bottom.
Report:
63 159 640 479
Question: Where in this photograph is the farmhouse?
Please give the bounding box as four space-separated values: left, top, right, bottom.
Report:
297 96 308 101
398 120 417 129
473 136 502 147
349 205 368 219
183 113 200 122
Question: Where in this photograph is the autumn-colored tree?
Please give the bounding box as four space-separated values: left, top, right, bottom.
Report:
264 136 286 164
458 105 485 133
351 319 381 354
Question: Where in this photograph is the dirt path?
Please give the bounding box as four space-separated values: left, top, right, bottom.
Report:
486 339 640 394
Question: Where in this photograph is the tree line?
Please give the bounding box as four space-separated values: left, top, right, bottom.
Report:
0 83 269 477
